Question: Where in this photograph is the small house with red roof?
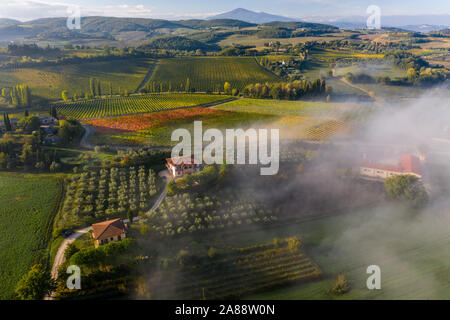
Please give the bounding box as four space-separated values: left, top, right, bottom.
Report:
360 154 422 180
91 218 128 248
166 155 202 177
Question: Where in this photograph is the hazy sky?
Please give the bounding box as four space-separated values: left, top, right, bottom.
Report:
1 0 449 21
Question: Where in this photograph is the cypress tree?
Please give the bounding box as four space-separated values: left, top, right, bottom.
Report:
185 78 190 92
3 113 11 131
51 106 58 119
10 87 18 106
89 78 96 97
22 85 31 107
97 82 102 97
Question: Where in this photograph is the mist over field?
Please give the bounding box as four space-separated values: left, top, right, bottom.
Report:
1 3 449 302
132 85 450 299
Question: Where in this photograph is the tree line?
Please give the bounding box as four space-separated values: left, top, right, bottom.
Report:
1 84 32 107
242 79 329 100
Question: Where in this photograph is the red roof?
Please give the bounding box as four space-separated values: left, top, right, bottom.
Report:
362 154 421 176
400 154 422 175
166 155 199 167
92 218 127 240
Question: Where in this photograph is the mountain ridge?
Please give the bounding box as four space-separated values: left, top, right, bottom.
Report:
208 8 297 24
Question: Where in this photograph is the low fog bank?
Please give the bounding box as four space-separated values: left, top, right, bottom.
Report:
132 87 450 299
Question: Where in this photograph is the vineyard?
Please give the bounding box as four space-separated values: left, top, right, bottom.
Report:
216 98 369 140
0 173 60 299
216 98 371 119
53 93 233 119
86 107 229 133
56 166 161 231
148 57 280 92
150 238 322 299
145 188 277 237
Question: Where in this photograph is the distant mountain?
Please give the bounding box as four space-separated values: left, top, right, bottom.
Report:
303 14 450 31
400 25 449 33
0 16 263 43
176 19 256 29
0 18 20 25
208 8 297 24
261 21 337 30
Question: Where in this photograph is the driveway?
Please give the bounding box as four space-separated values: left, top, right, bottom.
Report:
50 227 92 280
147 170 172 215
80 124 95 150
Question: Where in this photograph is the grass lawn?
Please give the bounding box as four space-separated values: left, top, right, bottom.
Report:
0 172 62 299
46 146 116 169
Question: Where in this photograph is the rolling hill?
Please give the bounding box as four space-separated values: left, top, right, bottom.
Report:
208 8 297 24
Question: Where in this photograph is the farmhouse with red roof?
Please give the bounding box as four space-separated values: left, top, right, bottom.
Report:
166 155 202 177
360 154 422 180
91 218 128 248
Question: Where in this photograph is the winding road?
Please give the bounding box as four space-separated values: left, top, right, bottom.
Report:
47 170 172 299
147 170 172 214
50 227 92 281
80 124 95 150
46 226 92 299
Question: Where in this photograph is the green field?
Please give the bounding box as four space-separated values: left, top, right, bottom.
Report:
0 58 154 100
334 63 406 79
89 109 276 146
89 98 370 146
0 173 61 299
54 93 233 119
151 239 321 299
218 34 349 49
215 98 370 119
236 206 450 300
149 57 280 92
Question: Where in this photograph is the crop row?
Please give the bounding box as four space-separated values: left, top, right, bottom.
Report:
54 93 231 119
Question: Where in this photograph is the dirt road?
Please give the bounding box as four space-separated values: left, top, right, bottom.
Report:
80 124 95 150
50 227 92 281
147 170 172 214
331 68 379 103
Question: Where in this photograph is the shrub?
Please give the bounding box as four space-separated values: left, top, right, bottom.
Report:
332 274 350 295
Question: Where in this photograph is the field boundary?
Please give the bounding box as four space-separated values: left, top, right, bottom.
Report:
69 96 238 120
135 59 159 93
253 56 283 80
28 178 65 267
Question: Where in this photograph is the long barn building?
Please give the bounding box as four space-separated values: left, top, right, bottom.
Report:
360 154 422 180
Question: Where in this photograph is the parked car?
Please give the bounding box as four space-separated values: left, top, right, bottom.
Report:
63 229 73 238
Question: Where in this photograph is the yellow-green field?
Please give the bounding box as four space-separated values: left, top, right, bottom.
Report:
215 98 369 119
0 58 154 100
55 93 233 119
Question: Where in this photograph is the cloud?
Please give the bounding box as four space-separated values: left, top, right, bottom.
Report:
0 0 154 21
